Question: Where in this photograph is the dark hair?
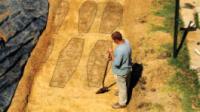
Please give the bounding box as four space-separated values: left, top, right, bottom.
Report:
111 31 122 40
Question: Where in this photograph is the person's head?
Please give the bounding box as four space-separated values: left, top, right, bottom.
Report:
111 31 123 44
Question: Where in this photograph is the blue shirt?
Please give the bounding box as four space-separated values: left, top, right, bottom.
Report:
112 39 132 76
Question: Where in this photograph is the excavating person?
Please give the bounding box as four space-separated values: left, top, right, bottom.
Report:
108 31 132 109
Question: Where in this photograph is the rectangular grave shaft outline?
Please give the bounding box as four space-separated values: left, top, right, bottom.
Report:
51 0 69 33
78 0 97 33
87 40 112 87
49 38 84 88
99 1 123 34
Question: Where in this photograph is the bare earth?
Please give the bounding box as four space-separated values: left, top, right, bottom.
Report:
8 0 184 112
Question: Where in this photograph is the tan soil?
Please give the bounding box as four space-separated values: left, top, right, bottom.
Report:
8 0 183 112
78 0 97 33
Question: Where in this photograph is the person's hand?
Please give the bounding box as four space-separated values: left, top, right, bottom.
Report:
108 48 113 61
108 48 113 54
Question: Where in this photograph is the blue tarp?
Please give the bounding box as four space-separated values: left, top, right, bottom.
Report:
0 0 48 111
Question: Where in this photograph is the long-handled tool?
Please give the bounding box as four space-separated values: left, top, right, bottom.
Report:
96 55 111 94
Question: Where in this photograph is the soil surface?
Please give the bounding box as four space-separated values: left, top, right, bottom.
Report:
8 0 184 112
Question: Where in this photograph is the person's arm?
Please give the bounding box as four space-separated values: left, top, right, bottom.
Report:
113 51 123 68
108 48 123 67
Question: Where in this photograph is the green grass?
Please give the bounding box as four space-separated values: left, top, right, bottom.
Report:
153 0 200 111
169 43 190 69
152 0 175 33
169 71 200 112
150 103 165 112
194 13 200 29
164 39 200 112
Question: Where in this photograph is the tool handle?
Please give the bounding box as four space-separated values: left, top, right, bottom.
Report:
102 54 111 87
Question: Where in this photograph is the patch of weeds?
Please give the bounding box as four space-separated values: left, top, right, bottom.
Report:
169 71 200 112
157 43 172 59
163 41 200 112
169 43 190 69
150 103 165 112
137 102 164 112
151 0 175 33
153 0 200 111
159 43 172 54
151 24 165 32
159 41 189 69
194 13 200 29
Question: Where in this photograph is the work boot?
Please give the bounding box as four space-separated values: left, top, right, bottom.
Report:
112 103 126 109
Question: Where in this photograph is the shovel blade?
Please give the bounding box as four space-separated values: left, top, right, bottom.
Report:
96 87 109 94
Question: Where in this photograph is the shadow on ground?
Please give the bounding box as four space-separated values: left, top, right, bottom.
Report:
127 63 144 104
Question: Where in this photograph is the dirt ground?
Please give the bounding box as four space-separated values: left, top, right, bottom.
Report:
8 0 183 112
